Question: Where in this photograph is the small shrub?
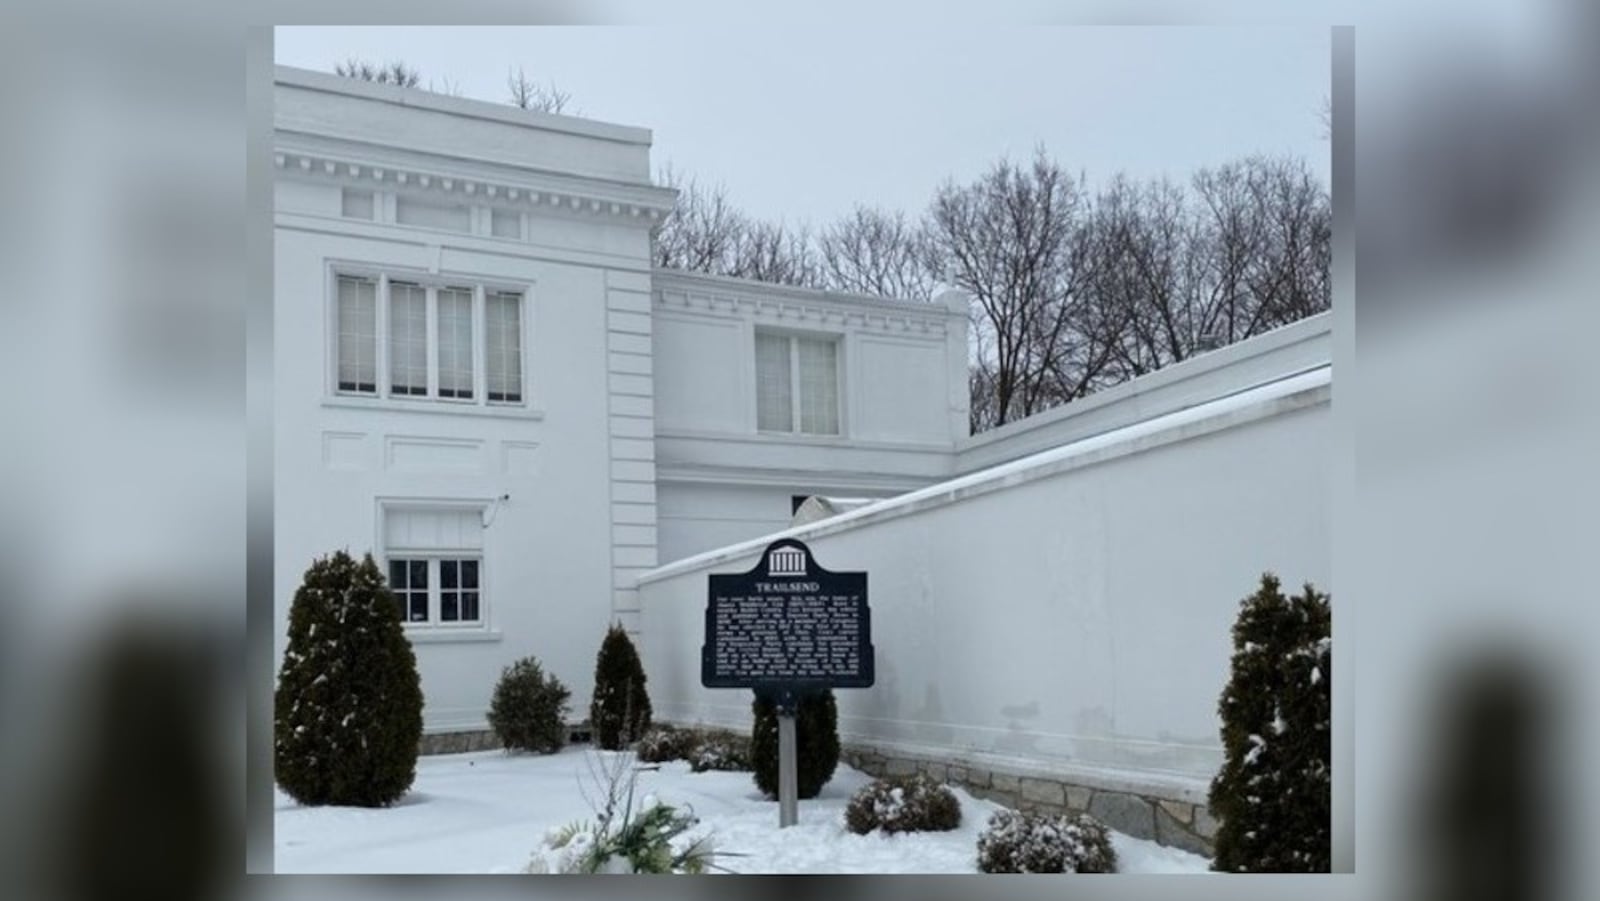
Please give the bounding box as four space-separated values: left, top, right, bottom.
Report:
486 656 571 754
844 774 961 835
590 624 652 751
1208 573 1332 873
636 725 700 764
688 732 751 772
750 690 839 799
274 550 423 807
976 809 1117 874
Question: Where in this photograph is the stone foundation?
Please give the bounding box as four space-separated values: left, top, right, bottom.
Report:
418 721 592 756
839 744 1216 857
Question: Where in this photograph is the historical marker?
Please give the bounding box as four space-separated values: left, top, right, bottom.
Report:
702 538 874 692
701 537 873 828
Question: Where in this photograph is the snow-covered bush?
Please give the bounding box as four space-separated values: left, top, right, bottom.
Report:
688 732 751 772
590 623 652 751
636 724 698 764
976 809 1117 873
750 690 839 799
524 750 725 874
274 550 423 807
1207 573 1331 873
844 773 961 835
486 656 571 754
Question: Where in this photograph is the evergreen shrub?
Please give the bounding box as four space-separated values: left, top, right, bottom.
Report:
487 656 571 754
589 624 652 751
750 689 839 800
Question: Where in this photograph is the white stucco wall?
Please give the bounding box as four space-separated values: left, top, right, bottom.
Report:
637 366 1332 792
273 66 674 733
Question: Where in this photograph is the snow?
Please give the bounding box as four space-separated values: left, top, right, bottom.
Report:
274 748 1212 875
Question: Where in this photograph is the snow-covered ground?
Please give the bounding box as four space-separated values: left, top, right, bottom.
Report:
274 747 1211 874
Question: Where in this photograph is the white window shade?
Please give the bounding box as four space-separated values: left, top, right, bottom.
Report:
755 332 793 431
336 275 376 393
384 507 484 553
796 336 839 435
486 291 523 403
436 287 473 398
389 282 428 396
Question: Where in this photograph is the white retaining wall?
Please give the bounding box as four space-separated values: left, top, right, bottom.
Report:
637 364 1332 797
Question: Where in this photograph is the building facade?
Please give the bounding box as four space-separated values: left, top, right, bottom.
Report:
272 66 969 735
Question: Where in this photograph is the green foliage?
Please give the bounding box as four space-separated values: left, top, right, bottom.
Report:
274 550 423 807
844 773 961 835
487 656 571 754
589 624 653 750
750 690 839 800
976 809 1117 873
1208 573 1332 873
526 751 726 874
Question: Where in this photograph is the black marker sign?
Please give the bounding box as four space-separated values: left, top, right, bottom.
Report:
701 538 874 691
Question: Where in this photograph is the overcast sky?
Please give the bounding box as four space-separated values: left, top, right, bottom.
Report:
275 26 1330 226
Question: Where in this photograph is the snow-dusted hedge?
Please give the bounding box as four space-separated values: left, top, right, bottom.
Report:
636 724 698 764
844 774 962 835
688 732 751 772
1207 573 1331 873
486 656 570 754
976 809 1117 873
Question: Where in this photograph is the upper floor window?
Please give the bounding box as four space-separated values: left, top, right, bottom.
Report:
334 272 525 406
756 331 840 435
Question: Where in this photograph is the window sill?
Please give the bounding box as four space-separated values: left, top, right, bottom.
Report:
323 396 545 421
405 628 504 644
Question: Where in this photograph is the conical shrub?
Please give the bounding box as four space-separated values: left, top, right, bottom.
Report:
590 623 652 750
751 689 839 800
274 550 424 807
1207 573 1332 872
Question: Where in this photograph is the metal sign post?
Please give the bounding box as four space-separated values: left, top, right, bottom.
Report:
701 539 874 831
777 693 799 827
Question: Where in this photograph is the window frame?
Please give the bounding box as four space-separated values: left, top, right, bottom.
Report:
753 328 844 437
378 500 492 634
328 264 530 411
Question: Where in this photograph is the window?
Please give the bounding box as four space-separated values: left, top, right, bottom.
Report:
336 275 377 394
388 281 428 396
755 332 840 435
490 207 521 239
384 506 485 628
333 273 527 406
436 287 473 399
486 290 523 403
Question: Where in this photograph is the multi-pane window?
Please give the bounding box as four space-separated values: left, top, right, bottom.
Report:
336 275 377 394
755 331 840 435
384 506 485 629
388 281 428 396
333 274 525 406
486 290 524 403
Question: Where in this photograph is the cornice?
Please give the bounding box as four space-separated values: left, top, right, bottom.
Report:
273 144 677 228
654 281 953 336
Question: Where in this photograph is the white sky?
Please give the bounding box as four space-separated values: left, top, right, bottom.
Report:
275 26 1330 226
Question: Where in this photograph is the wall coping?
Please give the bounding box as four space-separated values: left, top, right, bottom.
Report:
652 267 970 319
956 311 1331 460
275 64 653 146
636 365 1330 585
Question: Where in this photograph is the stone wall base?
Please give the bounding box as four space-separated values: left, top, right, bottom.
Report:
839 744 1217 858
418 721 592 756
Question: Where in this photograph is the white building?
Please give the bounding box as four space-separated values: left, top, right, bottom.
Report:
273 66 968 736
273 66 1331 853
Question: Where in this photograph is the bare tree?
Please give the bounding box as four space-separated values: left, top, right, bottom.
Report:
651 164 748 274
507 67 573 114
334 58 421 88
928 149 1106 429
818 206 940 300
729 219 821 287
